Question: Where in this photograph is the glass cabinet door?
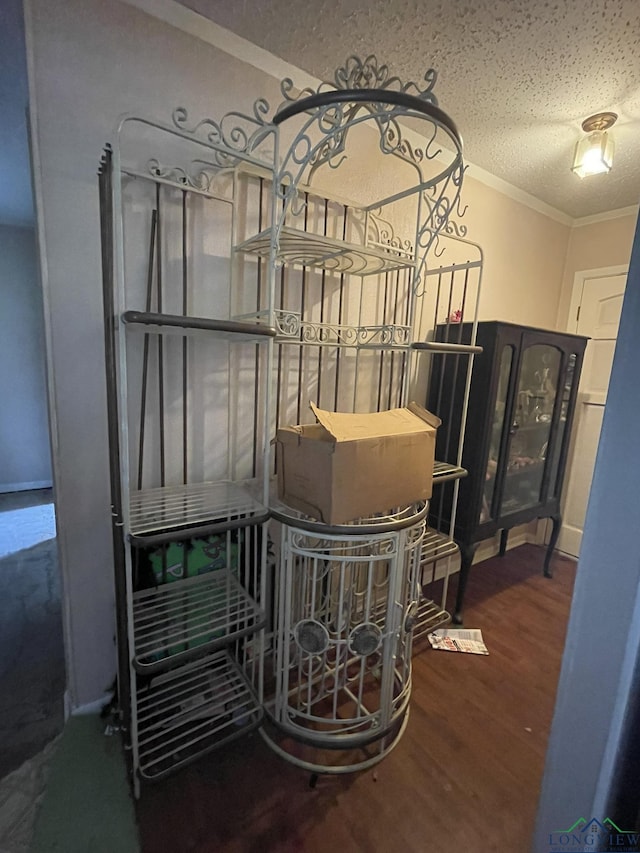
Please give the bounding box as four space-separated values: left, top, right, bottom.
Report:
479 345 513 523
546 352 578 499
500 344 561 515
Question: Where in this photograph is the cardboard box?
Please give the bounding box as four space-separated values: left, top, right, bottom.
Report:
276 402 441 524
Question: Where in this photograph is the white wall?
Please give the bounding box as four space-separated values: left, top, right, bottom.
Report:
0 223 52 492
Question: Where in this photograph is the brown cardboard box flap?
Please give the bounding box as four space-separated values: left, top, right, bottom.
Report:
309 401 441 442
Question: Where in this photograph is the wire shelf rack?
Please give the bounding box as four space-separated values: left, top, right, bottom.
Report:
128 481 266 540
421 528 459 564
432 460 468 484
137 651 262 781
132 570 265 673
235 226 416 277
412 597 452 642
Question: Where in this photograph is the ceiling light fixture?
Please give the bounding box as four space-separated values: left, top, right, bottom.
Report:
572 112 617 178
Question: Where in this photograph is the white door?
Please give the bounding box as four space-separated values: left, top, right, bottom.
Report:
557 270 628 557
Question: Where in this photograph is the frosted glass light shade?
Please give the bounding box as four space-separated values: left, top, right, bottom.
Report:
572 130 615 178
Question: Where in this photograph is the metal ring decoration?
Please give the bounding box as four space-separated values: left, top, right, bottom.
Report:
348 623 383 657
273 88 462 150
270 500 429 537
294 619 330 656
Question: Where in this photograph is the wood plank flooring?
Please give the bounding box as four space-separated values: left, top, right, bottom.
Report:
136 543 576 853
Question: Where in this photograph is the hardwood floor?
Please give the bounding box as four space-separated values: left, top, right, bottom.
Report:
136 543 576 853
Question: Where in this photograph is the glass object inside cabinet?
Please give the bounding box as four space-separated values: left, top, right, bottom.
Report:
500 344 561 515
480 346 513 523
545 352 577 499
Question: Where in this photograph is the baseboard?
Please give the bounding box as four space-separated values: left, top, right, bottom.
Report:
422 525 539 585
474 527 532 564
70 693 114 717
0 480 53 493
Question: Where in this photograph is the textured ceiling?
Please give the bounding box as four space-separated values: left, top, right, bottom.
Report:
181 0 640 219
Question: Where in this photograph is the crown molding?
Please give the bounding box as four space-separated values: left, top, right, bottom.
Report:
572 205 639 228
463 162 573 226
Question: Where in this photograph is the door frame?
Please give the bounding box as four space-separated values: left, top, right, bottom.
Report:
566 264 629 334
554 264 629 555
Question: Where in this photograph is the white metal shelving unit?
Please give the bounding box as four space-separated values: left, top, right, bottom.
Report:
100 54 484 790
99 107 280 794
244 57 484 774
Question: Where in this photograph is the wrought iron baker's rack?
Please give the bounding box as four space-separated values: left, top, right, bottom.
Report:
99 54 483 793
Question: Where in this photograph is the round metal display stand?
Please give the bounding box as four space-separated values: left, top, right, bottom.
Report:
263 502 426 774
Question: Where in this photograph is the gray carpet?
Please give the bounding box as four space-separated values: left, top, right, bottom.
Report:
0 490 65 780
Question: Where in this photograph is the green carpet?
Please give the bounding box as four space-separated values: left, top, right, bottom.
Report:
31 713 139 853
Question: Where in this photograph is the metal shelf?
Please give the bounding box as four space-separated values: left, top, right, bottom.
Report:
412 597 451 641
421 529 459 564
432 461 468 484
137 651 262 781
235 226 416 277
128 481 267 543
122 310 276 340
132 571 265 673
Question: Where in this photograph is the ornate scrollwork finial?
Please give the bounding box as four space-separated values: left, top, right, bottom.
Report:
280 55 439 110
333 55 438 104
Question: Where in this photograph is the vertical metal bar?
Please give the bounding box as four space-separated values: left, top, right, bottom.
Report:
432 269 443 336
433 273 449 417
136 209 157 491
181 190 188 486
377 271 390 411
252 178 264 477
388 267 401 410
332 554 346 720
275 182 286 432
442 267 470 464
180 192 190 582
333 205 349 411
316 199 329 406
296 193 309 423
275 265 285 431
443 270 455 343
398 266 411 406
156 183 166 488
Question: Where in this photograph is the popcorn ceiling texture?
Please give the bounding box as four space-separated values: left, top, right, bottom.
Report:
180 0 640 219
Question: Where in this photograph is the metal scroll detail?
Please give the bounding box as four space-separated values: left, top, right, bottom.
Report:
171 103 275 168
366 208 414 258
145 158 230 194
233 310 411 348
279 54 439 107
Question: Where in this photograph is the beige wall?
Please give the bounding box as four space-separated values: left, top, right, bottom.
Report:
461 172 572 329
556 213 637 329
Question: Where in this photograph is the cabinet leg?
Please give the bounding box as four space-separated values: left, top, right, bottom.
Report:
544 514 562 579
453 543 478 625
499 529 509 557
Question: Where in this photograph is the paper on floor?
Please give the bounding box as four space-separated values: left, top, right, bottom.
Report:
427 628 489 655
